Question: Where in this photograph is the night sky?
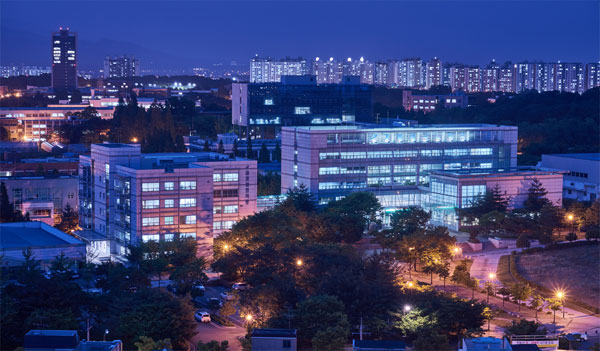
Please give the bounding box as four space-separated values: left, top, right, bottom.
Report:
1 1 598 71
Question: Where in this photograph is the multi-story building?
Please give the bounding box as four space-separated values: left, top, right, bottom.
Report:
466 67 481 92
399 58 423 88
281 123 518 226
0 106 115 141
534 63 555 92
584 62 600 91
429 168 564 229
386 60 400 87
103 56 140 79
497 65 516 93
51 28 77 91
441 64 452 87
515 63 537 93
0 157 79 177
311 57 343 84
78 143 257 259
374 62 388 86
250 56 308 83
556 62 584 93
540 153 599 202
481 61 499 92
425 58 442 89
450 66 468 92
231 75 373 134
402 91 468 113
1 66 51 78
1 175 78 226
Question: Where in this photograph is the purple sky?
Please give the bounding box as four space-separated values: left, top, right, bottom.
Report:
1 1 598 71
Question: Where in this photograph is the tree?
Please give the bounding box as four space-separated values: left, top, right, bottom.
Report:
516 235 530 248
0 182 21 222
258 143 270 163
456 185 509 225
311 326 347 351
483 307 493 331
451 261 472 287
468 278 480 299
389 207 431 238
529 293 544 319
547 297 562 324
232 139 239 156
510 282 533 312
56 204 79 234
134 336 172 351
484 281 495 303
413 331 451 351
203 140 210 151
217 139 225 154
197 340 229 351
437 262 450 287
523 178 550 212
219 300 237 320
273 141 281 162
497 286 511 308
294 295 350 348
393 308 437 339
49 252 75 281
505 319 545 335
582 201 600 241
246 137 253 159
17 248 43 285
566 232 577 242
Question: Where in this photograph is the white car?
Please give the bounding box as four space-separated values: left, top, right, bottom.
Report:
194 311 211 323
232 283 249 290
220 292 236 301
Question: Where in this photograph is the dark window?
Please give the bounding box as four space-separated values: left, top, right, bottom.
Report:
214 189 239 198
283 340 291 348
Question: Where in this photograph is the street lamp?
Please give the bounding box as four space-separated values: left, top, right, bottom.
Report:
296 259 303 267
131 137 138 143
486 273 496 303
404 305 411 312
566 214 575 236
407 281 414 288
556 290 566 318
103 329 109 342
223 244 230 251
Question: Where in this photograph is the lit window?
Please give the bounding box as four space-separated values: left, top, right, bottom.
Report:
142 217 159 226
213 173 222 182
180 181 196 190
224 205 238 214
164 199 175 208
164 182 174 190
142 199 159 209
223 173 238 182
142 234 159 242
142 183 159 192
264 98 274 105
294 107 311 114
180 232 196 239
182 215 196 224
164 216 174 225
180 198 196 207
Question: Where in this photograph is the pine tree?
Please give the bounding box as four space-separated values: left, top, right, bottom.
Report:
217 140 225 154
1 182 15 222
258 143 270 163
232 139 239 156
202 140 210 152
523 178 550 212
246 138 253 159
273 141 281 162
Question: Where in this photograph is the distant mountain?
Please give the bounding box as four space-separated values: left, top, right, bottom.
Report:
0 26 201 72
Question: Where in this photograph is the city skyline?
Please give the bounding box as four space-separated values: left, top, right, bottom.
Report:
1 1 598 71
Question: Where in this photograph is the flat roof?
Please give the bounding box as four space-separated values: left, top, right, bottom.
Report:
93 143 138 148
289 123 515 131
0 222 85 249
545 153 600 161
431 167 566 178
0 106 114 111
251 328 297 337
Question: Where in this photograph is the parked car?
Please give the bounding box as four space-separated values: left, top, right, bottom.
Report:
194 311 211 323
232 283 249 290
166 284 177 293
207 298 222 309
220 292 236 301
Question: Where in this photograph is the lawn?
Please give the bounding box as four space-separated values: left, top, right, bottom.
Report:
515 245 600 310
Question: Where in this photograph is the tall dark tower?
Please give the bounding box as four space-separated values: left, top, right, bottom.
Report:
51 27 77 92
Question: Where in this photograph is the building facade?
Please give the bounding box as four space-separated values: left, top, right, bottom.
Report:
1 175 78 226
51 28 77 91
402 90 468 113
429 168 564 229
540 153 599 202
426 58 442 89
78 143 257 259
584 62 600 91
231 75 373 130
281 124 518 226
250 56 308 83
103 56 140 79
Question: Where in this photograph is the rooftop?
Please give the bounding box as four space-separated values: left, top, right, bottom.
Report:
545 153 600 161
251 328 297 338
431 167 566 178
462 337 511 351
289 123 515 132
0 222 85 249
0 106 114 111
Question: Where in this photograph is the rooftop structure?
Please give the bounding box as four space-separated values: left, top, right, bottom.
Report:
251 329 297 351
0 222 86 267
540 153 599 202
79 143 257 259
459 337 512 351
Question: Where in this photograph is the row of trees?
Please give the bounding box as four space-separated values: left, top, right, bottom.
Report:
213 188 487 349
0 238 204 350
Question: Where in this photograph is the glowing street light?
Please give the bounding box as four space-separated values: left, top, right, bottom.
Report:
556 290 566 318
245 314 253 321
223 244 230 251
488 272 496 280
404 305 411 312
131 137 138 143
407 281 414 288
296 259 303 267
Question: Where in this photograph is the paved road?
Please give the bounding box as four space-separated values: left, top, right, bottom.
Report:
190 321 245 351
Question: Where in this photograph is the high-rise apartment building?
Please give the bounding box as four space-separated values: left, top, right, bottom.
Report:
425 58 442 89
450 66 468 91
51 28 77 91
386 60 400 87
498 65 516 93
399 59 423 88
585 62 600 91
103 56 140 79
250 56 308 83
515 63 538 93
557 62 584 93
79 144 257 259
481 61 499 92
466 67 481 92
374 62 388 86
312 57 343 84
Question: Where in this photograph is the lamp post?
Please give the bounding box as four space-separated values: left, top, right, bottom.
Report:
556 291 565 319
487 272 496 304
103 329 109 342
403 304 411 316
567 214 575 236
